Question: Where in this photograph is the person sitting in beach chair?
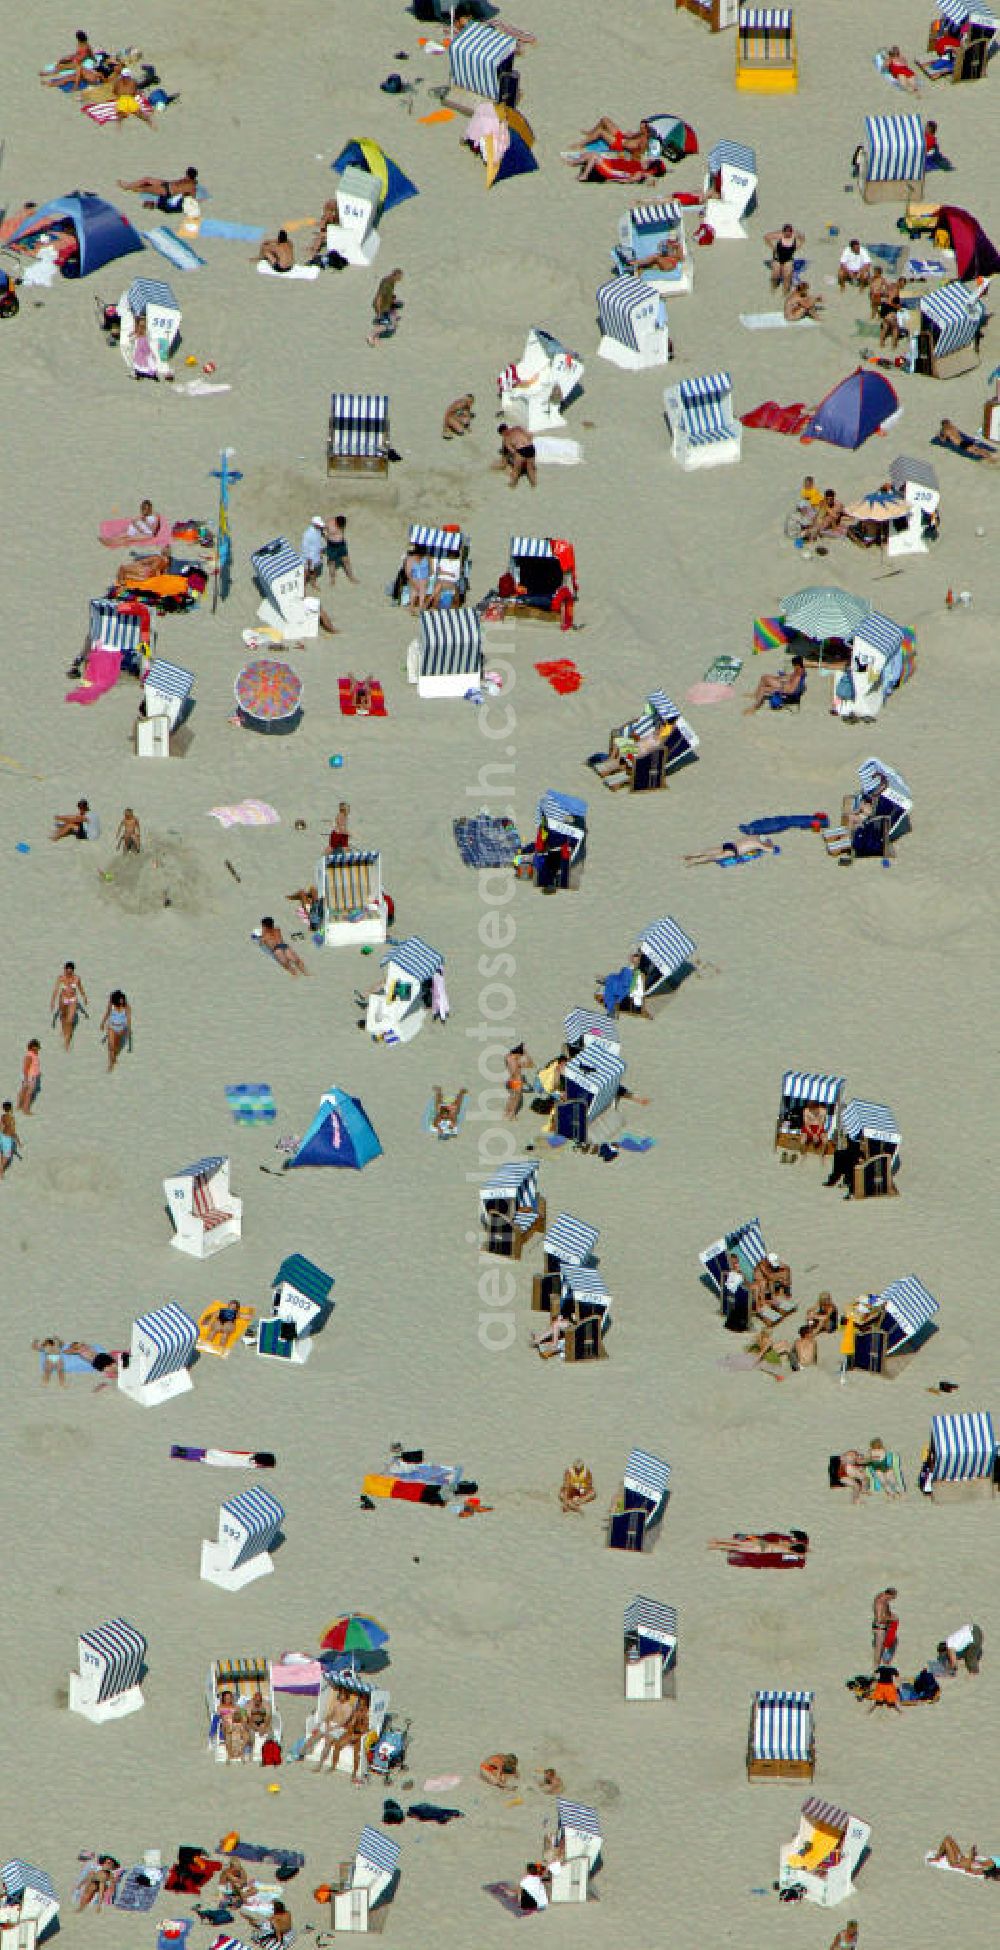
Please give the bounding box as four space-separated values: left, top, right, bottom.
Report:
531 1296 579 1358
743 655 806 714
560 1459 596 1512
304 1686 370 1779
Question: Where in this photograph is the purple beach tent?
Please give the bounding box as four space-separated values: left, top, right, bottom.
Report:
802 367 900 451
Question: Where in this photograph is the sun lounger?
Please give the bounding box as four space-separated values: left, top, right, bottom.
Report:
197 1304 254 1358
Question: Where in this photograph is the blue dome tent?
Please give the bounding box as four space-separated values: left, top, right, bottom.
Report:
9 191 144 278
286 1087 382 1171
329 139 418 217
803 367 900 450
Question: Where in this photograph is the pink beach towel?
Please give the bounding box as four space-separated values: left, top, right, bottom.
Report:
65 646 121 704
100 516 172 549
685 681 737 706
207 800 281 828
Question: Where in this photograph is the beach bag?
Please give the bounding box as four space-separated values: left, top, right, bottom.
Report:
261 1738 282 1767
694 222 715 247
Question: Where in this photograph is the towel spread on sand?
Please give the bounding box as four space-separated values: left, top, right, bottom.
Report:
685 681 737 705
208 799 281 827
199 218 267 241
742 400 813 436
740 815 829 835
225 1082 277 1123
257 262 321 281
65 647 121 705
703 655 743 685
924 1852 991 1878
142 226 205 271
84 94 153 124
739 312 818 330
533 436 583 465
38 1347 107 1377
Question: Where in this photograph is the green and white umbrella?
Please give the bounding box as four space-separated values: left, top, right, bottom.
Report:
780 586 871 643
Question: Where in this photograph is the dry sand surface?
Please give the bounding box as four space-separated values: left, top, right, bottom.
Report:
0 2 997 1946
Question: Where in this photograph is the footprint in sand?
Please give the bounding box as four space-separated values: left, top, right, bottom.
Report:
38 1153 121 1208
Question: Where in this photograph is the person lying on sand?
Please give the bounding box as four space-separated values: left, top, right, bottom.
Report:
559 1460 596 1512
443 393 475 438
259 917 310 976
938 417 999 461
481 1753 519 1789
115 546 171 588
928 1839 999 1875
683 836 780 866
75 1857 121 1909
119 498 162 540
40 31 95 87
255 230 294 272
431 1086 467 1138
119 167 198 210
707 1530 809 1554
33 1337 67 1384
498 422 537 490
784 279 824 321
579 117 651 158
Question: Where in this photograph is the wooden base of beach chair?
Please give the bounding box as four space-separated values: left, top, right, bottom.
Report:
929 1477 996 1504
747 1754 815 1781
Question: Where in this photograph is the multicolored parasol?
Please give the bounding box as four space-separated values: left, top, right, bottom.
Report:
235 658 303 727
319 1614 390 1656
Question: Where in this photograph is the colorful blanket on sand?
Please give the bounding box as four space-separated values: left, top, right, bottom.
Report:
453 814 522 868
741 400 813 436
207 799 280 827
225 1083 276 1124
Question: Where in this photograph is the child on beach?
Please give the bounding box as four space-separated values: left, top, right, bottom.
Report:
33 1337 67 1386
116 808 141 853
17 1040 41 1114
0 1101 21 1177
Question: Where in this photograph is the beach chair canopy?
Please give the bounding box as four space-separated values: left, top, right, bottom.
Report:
221 1486 285 1568
90 599 145 654
853 609 904 661
935 0 996 31
564 1007 619 1048
800 1796 851 1838
544 1212 600 1265
624 1595 678 1658
708 138 757 175
803 368 900 449
637 916 697 980
556 1799 602 1842
176 1155 226 1179
329 394 388 455
330 139 418 215
888 454 939 496
510 534 556 561
537 789 587 836
251 537 303 605
356 1826 401 1877
739 5 792 25
9 190 144 277
561 1265 610 1311
481 1160 539 1209
449 21 518 97
858 756 912 814
78 1617 147 1701
919 281 986 358
781 1070 844 1107
124 277 177 318
752 1688 814 1760
701 1215 769 1290
287 1088 382 1170
133 1302 198 1382
863 113 924 184
623 200 685 252
596 273 664 349
380 936 443 983
875 1276 938 1350
408 522 467 558
565 1040 626 1120
929 1410 996 1481
841 1098 900 1144
273 1253 335 1306
624 1447 671 1504
0 1863 57 1904
144 658 194 707
419 608 482 679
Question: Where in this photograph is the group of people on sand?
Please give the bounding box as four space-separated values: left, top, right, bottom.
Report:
215 1686 273 1763
2 946 132 1181
41 30 161 123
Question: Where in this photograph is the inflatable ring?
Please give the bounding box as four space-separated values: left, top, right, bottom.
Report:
220 1831 240 1854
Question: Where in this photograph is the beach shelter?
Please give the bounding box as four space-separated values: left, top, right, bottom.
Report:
556 1041 626 1142
934 205 1000 278
9 190 144 277
614 199 693 293
563 1008 621 1055
775 1070 844 1156
532 1211 600 1313
929 4 997 80
924 1410 996 1499
0 1863 59 1947
498 328 584 435
849 1277 939 1376
703 138 757 236
554 1264 613 1361
535 788 587 889
304 1674 390 1778
859 114 925 203
676 0 740 33
664 370 742 468
256 1253 335 1365
624 1596 678 1700
412 609 483 699
594 688 699 794
549 1802 603 1903
917 280 986 377
747 1689 815 1780
393 523 470 609
735 7 798 91
480 1161 545 1260
779 1800 871 1907
596 273 669 370
463 102 538 187
631 915 697 1006
700 1217 790 1330
163 1156 243 1258
832 615 909 722
826 760 912 863
119 1301 198 1407
366 936 444 1044
319 849 387 948
331 1826 401 1930
330 139 418 217
69 1617 146 1723
286 1088 382 1170
200 1486 285 1590
447 21 519 104
327 393 390 477
608 1447 671 1551
207 1656 281 1765
802 368 900 449
136 657 195 758
251 537 319 640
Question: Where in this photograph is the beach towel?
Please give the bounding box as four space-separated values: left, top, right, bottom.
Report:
742 400 813 436
173 378 232 396
924 1852 991 1879
142 227 205 271
199 218 267 241
867 1451 905 1494
65 646 121 705
85 94 153 124
338 677 387 717
100 516 173 548
535 659 582 694
453 814 522 867
484 1882 534 1917
114 1867 164 1912
703 654 743 685
618 1133 657 1152
740 814 829 835
257 262 321 281
906 257 948 279
39 1346 107 1377
423 1094 467 1137
533 435 583 465
931 431 998 462
601 967 633 1016
208 800 280 827
686 681 738 705
171 1446 276 1468
225 1082 276 1124
739 312 817 330
419 107 455 125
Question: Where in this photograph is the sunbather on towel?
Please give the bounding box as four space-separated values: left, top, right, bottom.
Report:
255 230 294 272
259 917 310 976
40 31 95 86
683 837 780 865
579 117 650 157
431 1086 467 1137
808 488 849 543
883 45 921 93
929 1838 1000 1876
938 417 999 461
573 149 666 184
707 1530 809 1555
119 167 199 210
111 67 156 125
74 1856 121 1908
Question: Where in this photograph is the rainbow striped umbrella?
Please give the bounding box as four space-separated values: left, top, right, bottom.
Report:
235 658 302 722
319 1614 389 1656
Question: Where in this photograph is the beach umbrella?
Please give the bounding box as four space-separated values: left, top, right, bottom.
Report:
843 492 909 523
234 658 302 733
646 114 699 160
319 1614 389 1655
780 587 871 643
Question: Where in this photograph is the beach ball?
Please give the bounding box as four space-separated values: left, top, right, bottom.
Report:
203 361 217 375
328 754 344 768
185 355 198 367
267 1783 281 1794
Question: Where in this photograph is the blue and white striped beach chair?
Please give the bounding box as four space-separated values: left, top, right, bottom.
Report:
851 1276 937 1375
137 657 195 757
775 1070 844 1156
614 199 693 293
414 608 483 699
703 138 757 235
200 1486 286 1590
550 1801 603 1902
69 1617 147 1723
447 22 519 104
332 1826 401 1932
919 281 986 377
608 1448 671 1551
596 274 670 371
633 915 698 1002
748 1688 815 1779
663 370 741 469
624 1596 678 1699
327 394 390 477
860 113 925 203
563 1008 621 1053
0 1861 59 1942
556 1039 626 1143
926 1410 997 1501
480 1161 545 1260
119 1301 198 1407
532 1211 601 1319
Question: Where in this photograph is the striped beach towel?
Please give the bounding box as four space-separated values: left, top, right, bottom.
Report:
754 616 791 656
142 226 206 271
225 1084 276 1125
84 94 152 124
867 1451 905 1494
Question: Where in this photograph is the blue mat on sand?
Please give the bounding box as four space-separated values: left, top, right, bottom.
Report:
199 218 266 241
142 226 205 271
225 1082 276 1124
618 1134 657 1152
39 1346 105 1376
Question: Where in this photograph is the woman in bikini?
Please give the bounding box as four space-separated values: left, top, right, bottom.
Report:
101 989 132 1071
504 1044 533 1119
51 960 88 1050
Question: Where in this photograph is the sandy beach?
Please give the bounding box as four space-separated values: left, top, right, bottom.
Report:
1 2 997 1945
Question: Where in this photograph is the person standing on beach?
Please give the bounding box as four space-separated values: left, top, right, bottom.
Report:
872 1586 898 1668
100 991 132 1072
0 1102 20 1179
17 1040 41 1115
325 515 358 586
50 961 88 1051
368 268 403 345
